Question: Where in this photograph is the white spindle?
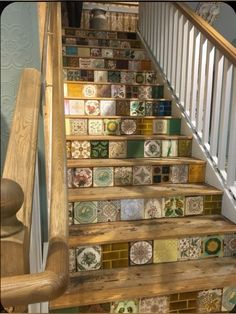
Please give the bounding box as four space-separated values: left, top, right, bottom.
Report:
167 5 174 83
153 3 158 59
180 18 189 108
157 2 162 61
185 25 195 115
148 3 152 46
171 9 179 90
175 14 184 97
160 3 165 69
163 2 170 75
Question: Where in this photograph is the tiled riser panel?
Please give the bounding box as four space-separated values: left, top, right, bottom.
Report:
50 287 236 313
67 164 205 188
68 234 236 272
62 29 138 40
63 38 142 48
68 195 222 225
66 139 192 159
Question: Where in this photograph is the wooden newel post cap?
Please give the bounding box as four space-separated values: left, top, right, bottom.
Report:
1 178 24 238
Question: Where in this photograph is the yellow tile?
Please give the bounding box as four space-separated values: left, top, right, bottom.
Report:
119 250 129 259
102 244 112 252
111 243 129 250
102 261 112 269
112 259 129 268
153 239 178 263
188 165 205 183
67 83 83 97
103 251 120 260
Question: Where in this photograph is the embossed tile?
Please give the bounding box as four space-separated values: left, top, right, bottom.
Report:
67 168 74 188
111 85 126 98
69 119 88 135
88 119 104 135
84 100 100 116
121 199 144 220
66 141 71 159
138 86 152 99
163 197 185 217
170 165 188 183
93 167 114 187
73 168 93 188
135 72 145 84
102 48 113 58
71 141 91 159
68 99 85 115
145 72 157 84
108 71 121 83
68 202 73 226
178 139 192 157
90 48 101 57
130 101 145 116
222 287 236 312
120 71 135 84
185 196 204 215
162 140 178 157
69 248 76 273
153 119 168 134
144 140 161 157
91 141 109 158
83 84 97 98
130 241 153 265
116 100 130 116
178 237 201 260
74 201 97 224
153 239 178 263
100 100 116 116
94 71 108 82
121 119 137 135
197 289 222 313
139 296 170 313
114 167 133 186
111 300 139 313
133 166 153 185
153 166 170 183
144 198 163 219
202 235 223 257
76 246 102 271
97 84 111 98
109 141 127 158
127 140 144 158
97 200 121 222
223 234 236 257
104 119 121 135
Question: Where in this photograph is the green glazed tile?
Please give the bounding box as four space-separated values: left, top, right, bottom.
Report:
168 119 181 135
127 140 144 158
91 141 109 158
178 139 192 157
152 86 164 99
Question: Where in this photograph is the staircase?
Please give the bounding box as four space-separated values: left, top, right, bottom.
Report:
50 26 236 313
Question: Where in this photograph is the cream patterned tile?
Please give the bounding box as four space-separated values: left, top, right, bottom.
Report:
76 246 102 271
169 165 188 183
144 140 161 158
114 167 133 186
97 200 121 222
153 119 168 134
111 84 126 98
133 166 153 185
185 196 204 215
163 197 185 217
84 100 100 116
109 141 127 158
197 289 222 313
100 100 116 116
144 198 163 219
74 201 97 224
71 141 91 159
94 70 108 82
138 86 152 99
93 167 114 187
88 119 104 135
83 84 97 98
139 296 170 313
130 241 153 265
69 119 88 135
68 99 85 115
121 199 144 220
120 71 135 84
178 237 201 260
73 168 93 188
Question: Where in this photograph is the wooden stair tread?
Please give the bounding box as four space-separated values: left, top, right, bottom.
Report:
50 257 236 309
66 135 192 141
67 157 205 168
68 183 222 202
65 115 178 119
64 96 170 101
69 215 236 247
65 81 159 86
63 44 145 51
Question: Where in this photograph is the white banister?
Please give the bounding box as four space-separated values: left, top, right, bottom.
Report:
180 18 189 109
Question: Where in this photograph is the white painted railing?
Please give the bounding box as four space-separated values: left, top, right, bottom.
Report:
138 2 236 200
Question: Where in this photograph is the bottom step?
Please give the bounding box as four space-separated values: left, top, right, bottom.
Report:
50 257 236 310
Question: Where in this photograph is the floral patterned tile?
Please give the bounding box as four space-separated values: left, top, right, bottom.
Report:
76 245 102 271
138 86 152 99
145 102 153 116
66 141 71 159
153 119 168 134
94 71 108 82
153 239 178 263
145 72 157 84
68 119 88 135
67 168 74 188
91 48 101 57
121 119 138 135
68 202 73 226
93 167 114 187
97 84 111 98
221 287 236 312
69 248 76 273
120 71 135 84
111 300 139 313
121 199 144 220
169 165 188 183
223 234 236 257
178 237 201 260
102 48 113 58
130 101 145 116
83 84 97 98
92 58 105 69
197 289 222 313
135 72 145 84
100 100 116 116
202 235 223 258
71 141 90 159
74 201 97 224
163 197 185 217
97 200 121 222
68 100 85 115
133 166 153 185
153 166 170 183
130 241 153 265
108 71 121 83
88 119 104 135
144 198 163 219
162 140 178 157
109 141 127 158
105 59 116 69
73 168 93 188
185 196 204 215
139 296 170 313
85 100 100 116
114 167 133 186
91 141 109 158
104 119 121 135
144 140 161 158
111 84 126 98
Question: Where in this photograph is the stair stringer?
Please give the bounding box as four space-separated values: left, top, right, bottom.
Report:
137 30 236 224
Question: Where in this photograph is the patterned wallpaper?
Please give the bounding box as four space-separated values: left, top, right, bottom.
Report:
1 2 41 173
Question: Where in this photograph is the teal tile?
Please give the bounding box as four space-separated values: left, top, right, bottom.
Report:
168 119 181 135
127 140 144 158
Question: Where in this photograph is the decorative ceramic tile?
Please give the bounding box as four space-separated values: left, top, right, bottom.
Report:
67 168 74 188
66 69 81 81
111 85 126 98
64 99 70 114
79 58 92 69
108 71 121 83
66 141 71 159
120 72 135 84
102 48 113 58
121 41 131 49
78 303 110 313
133 166 152 185
202 235 223 257
67 56 79 67
109 141 127 158
83 84 97 98
121 119 137 135
90 48 101 57
65 37 76 45
168 119 181 134
178 237 201 260
67 83 84 98
197 289 222 313
88 119 103 135
130 101 145 116
107 32 117 39
105 59 116 69
153 166 170 183
153 239 178 263
144 140 161 157
178 139 192 157
111 300 139 313
127 140 144 158
188 164 205 183
97 200 121 222
153 119 168 134
114 167 133 186
116 100 130 116
222 287 236 312
139 296 170 313
135 72 145 84
126 86 139 98
146 72 157 84
71 141 90 159
104 119 121 135
68 100 85 115
74 201 97 224
185 196 204 215
224 234 236 257
116 60 129 70
130 241 153 265
77 47 90 57
91 141 109 158
152 86 164 98
128 60 140 71
93 167 114 187
73 168 93 188
162 140 178 157
91 58 105 69
84 100 100 116
69 249 76 273
170 165 188 183
121 199 144 220
144 198 163 219
98 39 109 47
153 101 172 116
138 86 152 99
69 119 87 135
145 102 153 116
68 202 73 226
97 85 111 98
124 49 135 59
99 100 115 116
163 197 185 217
76 246 102 271
94 71 108 82
134 50 147 60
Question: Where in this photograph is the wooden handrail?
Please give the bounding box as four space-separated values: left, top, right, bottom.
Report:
174 2 236 66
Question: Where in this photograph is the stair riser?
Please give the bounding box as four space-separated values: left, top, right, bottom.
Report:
63 38 142 48
63 29 138 40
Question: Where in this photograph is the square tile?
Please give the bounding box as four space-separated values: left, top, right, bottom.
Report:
93 167 114 187
74 201 97 224
77 47 90 57
97 200 121 222
135 72 145 84
67 83 83 97
130 241 153 265
178 139 192 157
66 141 71 159
144 140 161 157
105 59 116 69
153 166 170 183
91 58 105 69
188 164 205 183
78 303 110 313
152 86 164 98
90 48 101 57
153 101 172 116
121 199 144 220
145 72 157 84
111 300 139 313
100 100 116 116
133 166 153 185
120 71 135 84
76 246 102 271
138 86 152 99
139 296 170 313
67 168 74 188
108 71 121 83
144 198 163 219
69 248 76 273
116 100 130 116
168 119 181 134
111 85 126 98
64 99 70 114
128 60 140 71
221 287 236 312
81 70 94 82
102 242 129 269
185 196 204 215
68 202 73 226
178 237 201 260
163 197 185 217
102 48 113 58
97 84 111 98
121 119 137 135
94 71 108 82
197 289 222 313
153 239 178 263
224 234 236 257
114 167 133 186
69 119 87 135
88 119 104 135
83 84 97 98
130 101 145 116
79 58 92 69
109 141 127 158
67 56 79 67
202 235 223 257
66 69 81 81
140 60 152 70
91 141 109 158
104 119 121 135
153 119 168 134
145 102 153 116
68 100 85 115
73 168 93 188
71 141 91 159
127 140 144 158
116 60 129 70
126 86 139 99
170 165 188 183
162 140 178 157
84 100 100 116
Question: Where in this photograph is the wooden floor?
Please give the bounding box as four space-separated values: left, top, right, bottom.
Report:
50 257 236 309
